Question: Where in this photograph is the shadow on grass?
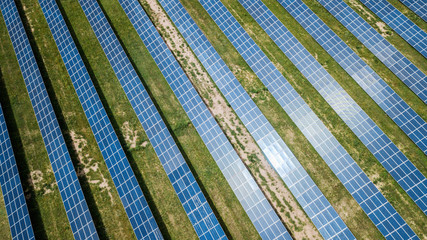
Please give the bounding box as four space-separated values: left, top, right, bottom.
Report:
98 1 234 238
0 66 49 239
13 2 108 239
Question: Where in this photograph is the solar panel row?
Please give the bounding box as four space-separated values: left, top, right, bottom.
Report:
76 0 226 239
278 0 427 156
398 0 427 22
0 104 35 240
316 0 426 104
116 0 292 239
156 0 354 239
37 0 162 239
242 0 427 214
198 0 419 239
277 0 427 160
277 0 427 211
358 0 427 58
0 1 99 239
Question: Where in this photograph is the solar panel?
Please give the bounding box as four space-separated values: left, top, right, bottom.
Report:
0 104 35 240
197 0 420 239
0 1 99 239
155 0 354 239
398 0 427 22
118 0 298 238
76 0 226 239
243 0 427 214
358 0 427 58
316 0 426 104
37 0 163 239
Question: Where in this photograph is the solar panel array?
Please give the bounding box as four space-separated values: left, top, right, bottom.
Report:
157 0 354 239
198 0 419 239
276 0 427 158
76 0 226 239
0 1 99 239
358 0 427 58
241 0 427 214
37 0 162 239
316 0 427 104
398 0 427 22
117 1 292 239
0 104 35 240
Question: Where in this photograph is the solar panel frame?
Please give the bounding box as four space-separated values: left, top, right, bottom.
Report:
0 1 99 239
358 0 427 58
76 0 226 239
398 0 427 22
197 0 419 239
244 0 427 214
155 0 354 239
315 0 426 104
36 0 163 238
0 104 35 240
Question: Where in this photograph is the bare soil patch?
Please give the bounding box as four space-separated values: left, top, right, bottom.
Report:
70 131 113 202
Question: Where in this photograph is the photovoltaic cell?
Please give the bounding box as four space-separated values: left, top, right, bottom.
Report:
76 0 226 239
0 1 99 239
156 0 353 239
0 104 35 240
316 0 427 104
358 0 427 58
398 0 427 22
198 0 419 239
243 0 427 214
119 0 296 238
37 0 162 239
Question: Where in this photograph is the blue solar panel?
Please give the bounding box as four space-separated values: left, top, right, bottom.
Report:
358 0 427 58
316 0 426 104
245 0 427 214
0 1 99 239
399 0 427 22
156 0 353 239
0 104 35 240
37 0 163 239
198 0 420 239
118 0 295 238
76 0 226 239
